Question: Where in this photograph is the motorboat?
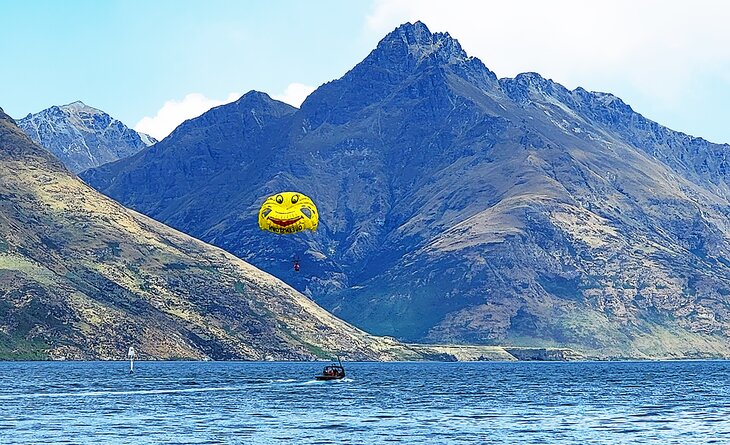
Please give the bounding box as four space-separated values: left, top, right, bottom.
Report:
315 357 345 380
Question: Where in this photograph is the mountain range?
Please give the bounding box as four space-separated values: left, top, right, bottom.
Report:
0 106 432 361
17 101 156 173
80 22 730 358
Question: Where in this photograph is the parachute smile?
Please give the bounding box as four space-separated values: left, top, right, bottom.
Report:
268 216 303 227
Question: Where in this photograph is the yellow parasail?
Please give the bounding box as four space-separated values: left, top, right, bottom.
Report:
258 192 318 234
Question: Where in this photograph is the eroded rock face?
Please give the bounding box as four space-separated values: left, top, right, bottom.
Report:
17 101 155 173
81 23 730 358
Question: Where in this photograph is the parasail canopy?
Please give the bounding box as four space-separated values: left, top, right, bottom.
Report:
258 191 318 234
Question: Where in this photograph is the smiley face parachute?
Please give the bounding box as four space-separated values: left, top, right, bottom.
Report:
258 192 318 235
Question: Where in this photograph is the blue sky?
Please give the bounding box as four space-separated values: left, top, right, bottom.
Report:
2 0 730 144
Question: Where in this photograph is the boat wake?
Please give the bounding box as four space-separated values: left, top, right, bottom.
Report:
306 377 354 384
0 386 241 400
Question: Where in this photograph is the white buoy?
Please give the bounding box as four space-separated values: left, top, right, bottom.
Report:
127 346 136 373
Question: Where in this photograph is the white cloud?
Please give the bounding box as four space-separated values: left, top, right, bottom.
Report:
272 83 316 107
365 0 730 141
134 92 240 140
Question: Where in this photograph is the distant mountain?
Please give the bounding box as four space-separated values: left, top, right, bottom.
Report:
17 101 155 173
0 105 424 360
83 22 730 358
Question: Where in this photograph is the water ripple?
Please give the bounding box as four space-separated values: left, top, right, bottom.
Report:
0 361 728 444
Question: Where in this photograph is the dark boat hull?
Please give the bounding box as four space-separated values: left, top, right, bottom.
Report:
314 375 345 381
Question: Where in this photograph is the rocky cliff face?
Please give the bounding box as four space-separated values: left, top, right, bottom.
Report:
82 22 730 358
17 101 155 173
0 106 418 361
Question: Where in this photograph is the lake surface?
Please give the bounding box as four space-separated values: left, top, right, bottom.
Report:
0 361 728 444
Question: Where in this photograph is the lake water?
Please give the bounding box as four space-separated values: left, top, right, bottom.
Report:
0 361 728 444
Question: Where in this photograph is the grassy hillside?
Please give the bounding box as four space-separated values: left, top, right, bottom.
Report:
0 107 418 360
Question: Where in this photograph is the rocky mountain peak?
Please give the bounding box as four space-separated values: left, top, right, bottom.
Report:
298 21 496 127
17 102 156 172
512 72 555 89
61 100 92 111
375 21 470 68
584 90 633 113
393 20 432 44
232 90 291 114
236 90 271 103
166 90 295 140
59 101 109 132
500 72 572 104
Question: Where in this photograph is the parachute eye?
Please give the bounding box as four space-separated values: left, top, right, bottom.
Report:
291 194 300 204
301 207 311 218
275 194 284 204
